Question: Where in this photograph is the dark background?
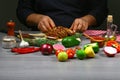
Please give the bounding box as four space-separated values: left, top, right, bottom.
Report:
0 0 120 31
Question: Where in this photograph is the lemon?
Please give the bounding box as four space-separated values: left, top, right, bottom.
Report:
57 51 68 62
84 46 95 58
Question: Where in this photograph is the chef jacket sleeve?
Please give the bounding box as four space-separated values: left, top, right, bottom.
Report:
16 0 35 26
88 0 108 26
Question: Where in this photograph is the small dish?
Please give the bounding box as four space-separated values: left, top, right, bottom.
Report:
83 30 106 36
2 36 16 49
90 36 106 48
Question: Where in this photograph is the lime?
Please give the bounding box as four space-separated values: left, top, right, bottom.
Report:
76 50 86 60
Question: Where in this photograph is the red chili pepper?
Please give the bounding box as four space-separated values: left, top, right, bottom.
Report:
106 40 119 46
11 47 40 54
116 45 120 53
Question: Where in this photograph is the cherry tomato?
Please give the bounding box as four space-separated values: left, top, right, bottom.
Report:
67 52 75 59
66 48 75 59
55 49 64 56
66 48 75 54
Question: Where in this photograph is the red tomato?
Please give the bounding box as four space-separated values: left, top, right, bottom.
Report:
55 49 64 56
67 52 75 59
66 48 75 59
66 48 75 54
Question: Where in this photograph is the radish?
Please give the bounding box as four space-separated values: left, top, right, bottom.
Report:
103 46 117 57
53 44 65 51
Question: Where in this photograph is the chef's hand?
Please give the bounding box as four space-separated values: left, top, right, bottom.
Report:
37 15 56 32
70 18 89 32
70 15 96 32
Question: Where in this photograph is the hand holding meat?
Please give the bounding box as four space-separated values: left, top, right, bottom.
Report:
37 15 56 32
45 26 75 39
70 18 89 32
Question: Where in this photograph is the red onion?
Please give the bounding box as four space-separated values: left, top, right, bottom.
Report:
40 44 53 55
103 46 117 57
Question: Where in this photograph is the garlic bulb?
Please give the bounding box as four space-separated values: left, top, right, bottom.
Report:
19 40 29 47
19 30 29 47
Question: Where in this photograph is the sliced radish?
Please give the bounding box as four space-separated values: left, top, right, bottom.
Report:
53 44 65 50
103 46 117 57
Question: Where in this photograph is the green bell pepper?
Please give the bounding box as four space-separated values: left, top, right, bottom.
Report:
83 42 99 53
62 36 80 48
